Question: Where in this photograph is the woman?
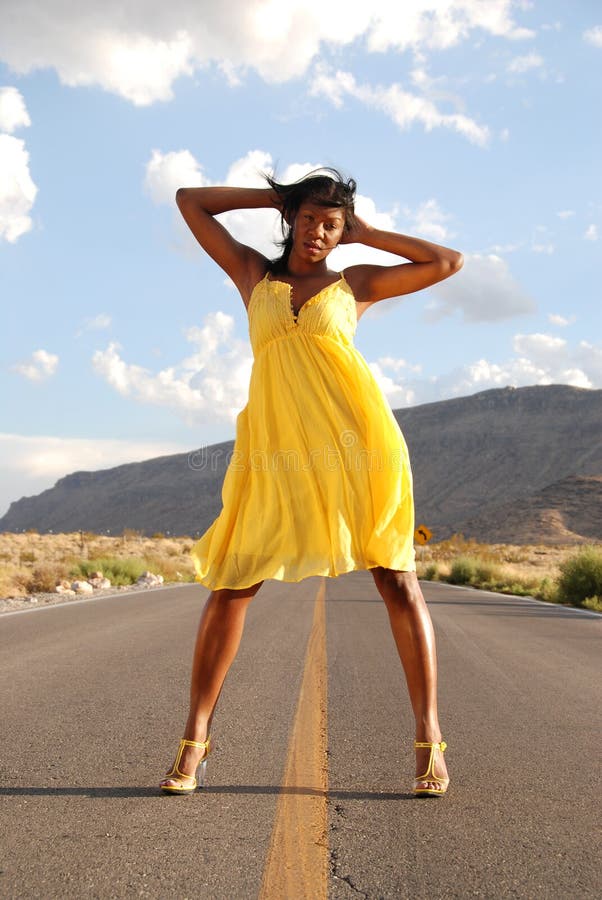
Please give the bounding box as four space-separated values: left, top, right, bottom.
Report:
161 168 463 797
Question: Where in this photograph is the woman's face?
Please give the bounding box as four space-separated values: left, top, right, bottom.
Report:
292 202 346 262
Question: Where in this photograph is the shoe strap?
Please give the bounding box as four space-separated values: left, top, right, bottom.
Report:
415 740 447 752
165 737 211 782
414 739 447 784
181 737 210 751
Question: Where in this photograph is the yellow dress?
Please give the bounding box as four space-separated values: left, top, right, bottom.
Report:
190 272 416 590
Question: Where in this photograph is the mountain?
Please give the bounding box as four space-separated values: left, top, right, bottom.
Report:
1 385 601 544
394 384 602 541
454 475 602 544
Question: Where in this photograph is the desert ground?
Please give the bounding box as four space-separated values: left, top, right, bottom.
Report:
1 529 600 615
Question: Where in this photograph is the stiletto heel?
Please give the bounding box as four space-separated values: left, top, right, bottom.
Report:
160 737 211 794
413 739 449 797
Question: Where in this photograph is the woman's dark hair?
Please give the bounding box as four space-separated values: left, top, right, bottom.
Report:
264 167 357 274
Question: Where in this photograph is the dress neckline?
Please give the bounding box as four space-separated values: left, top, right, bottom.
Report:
264 272 347 318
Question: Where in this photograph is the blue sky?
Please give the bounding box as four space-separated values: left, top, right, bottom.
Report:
1 1 601 519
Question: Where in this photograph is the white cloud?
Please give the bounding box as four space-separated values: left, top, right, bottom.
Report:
0 93 37 243
365 1 534 52
531 242 555 254
0 433 191 518
92 312 254 425
507 52 544 73
144 148 208 205
548 313 575 327
577 341 602 381
556 210 575 219
407 198 453 241
0 1 533 105
512 332 566 366
0 86 31 132
371 332 601 408
423 252 536 322
583 26 602 48
310 67 491 146
584 224 598 241
75 313 112 338
11 349 58 381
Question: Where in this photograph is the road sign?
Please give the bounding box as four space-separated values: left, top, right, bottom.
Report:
414 524 433 545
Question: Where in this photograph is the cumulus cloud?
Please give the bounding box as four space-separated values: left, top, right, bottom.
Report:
11 349 59 381
584 224 598 241
92 311 254 425
310 66 491 146
0 1 533 106
370 332 601 408
0 88 37 243
0 433 191 517
144 148 208 204
0 85 31 132
423 252 536 323
583 26 602 48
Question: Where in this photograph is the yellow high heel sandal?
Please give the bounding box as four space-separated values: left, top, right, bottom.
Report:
413 739 449 797
160 737 211 795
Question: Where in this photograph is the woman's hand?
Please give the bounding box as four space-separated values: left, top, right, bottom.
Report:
339 214 373 245
342 218 464 307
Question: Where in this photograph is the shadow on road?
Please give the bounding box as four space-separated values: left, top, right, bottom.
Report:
0 784 416 801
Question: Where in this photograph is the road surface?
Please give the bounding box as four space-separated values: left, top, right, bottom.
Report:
1 573 600 898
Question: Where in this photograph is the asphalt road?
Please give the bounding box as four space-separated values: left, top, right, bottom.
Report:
1 574 600 899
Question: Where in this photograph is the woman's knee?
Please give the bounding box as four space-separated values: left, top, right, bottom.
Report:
212 580 264 603
371 567 423 609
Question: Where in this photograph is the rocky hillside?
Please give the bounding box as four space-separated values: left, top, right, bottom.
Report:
1 385 601 544
454 475 602 544
395 384 602 541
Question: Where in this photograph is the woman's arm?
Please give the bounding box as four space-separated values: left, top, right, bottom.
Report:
176 186 280 302
342 216 464 306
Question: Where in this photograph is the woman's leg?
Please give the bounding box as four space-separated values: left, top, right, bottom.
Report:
370 567 448 792
161 580 264 787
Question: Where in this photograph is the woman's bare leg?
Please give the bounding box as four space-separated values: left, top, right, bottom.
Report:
161 580 264 787
370 567 449 792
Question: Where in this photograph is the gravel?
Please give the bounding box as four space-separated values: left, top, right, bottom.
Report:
0 581 192 615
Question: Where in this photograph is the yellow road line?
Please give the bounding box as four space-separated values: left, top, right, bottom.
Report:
259 578 329 899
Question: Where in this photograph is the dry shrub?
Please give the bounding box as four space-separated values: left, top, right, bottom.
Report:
141 552 194 581
26 562 71 593
19 550 36 565
0 566 27 598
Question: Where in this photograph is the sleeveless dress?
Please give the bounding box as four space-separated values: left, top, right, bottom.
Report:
190 272 416 590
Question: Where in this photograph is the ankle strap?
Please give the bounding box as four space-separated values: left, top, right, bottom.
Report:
181 737 210 750
415 740 447 751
